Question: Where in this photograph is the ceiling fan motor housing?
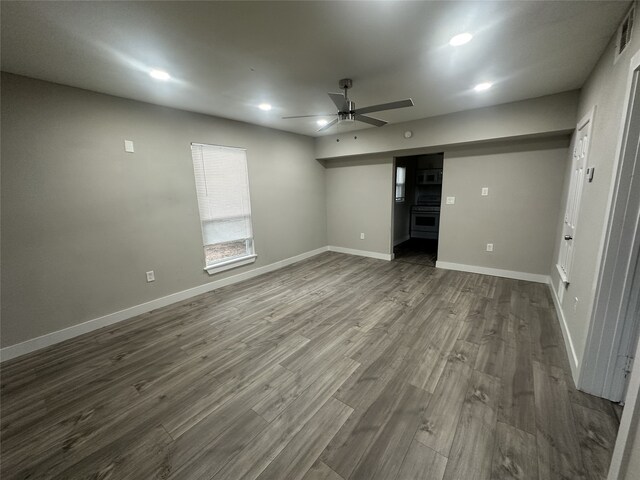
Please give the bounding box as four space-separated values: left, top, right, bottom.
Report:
339 99 356 122
343 100 355 113
338 112 355 123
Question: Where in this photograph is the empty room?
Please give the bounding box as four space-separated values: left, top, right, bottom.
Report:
2 1 640 479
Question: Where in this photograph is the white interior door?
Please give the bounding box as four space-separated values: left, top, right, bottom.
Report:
558 114 592 283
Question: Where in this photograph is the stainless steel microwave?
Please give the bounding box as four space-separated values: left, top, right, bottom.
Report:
416 168 443 185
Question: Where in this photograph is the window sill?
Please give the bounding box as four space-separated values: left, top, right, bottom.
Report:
205 254 257 275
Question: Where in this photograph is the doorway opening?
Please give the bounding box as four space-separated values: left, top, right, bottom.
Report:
392 153 444 267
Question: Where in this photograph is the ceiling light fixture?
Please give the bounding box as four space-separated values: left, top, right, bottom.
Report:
317 119 328 127
149 69 170 81
449 32 473 46
258 103 272 111
474 82 493 92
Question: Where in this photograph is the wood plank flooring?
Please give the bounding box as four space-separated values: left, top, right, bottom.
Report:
0 252 622 479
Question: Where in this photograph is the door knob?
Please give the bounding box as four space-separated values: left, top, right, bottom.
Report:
564 235 573 240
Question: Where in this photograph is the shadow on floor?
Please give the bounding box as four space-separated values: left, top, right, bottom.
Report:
393 238 438 267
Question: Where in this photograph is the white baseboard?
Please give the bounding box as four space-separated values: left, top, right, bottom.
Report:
0 246 329 363
547 279 580 382
435 261 550 284
328 245 393 261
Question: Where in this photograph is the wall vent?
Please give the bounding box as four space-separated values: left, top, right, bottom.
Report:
615 3 636 63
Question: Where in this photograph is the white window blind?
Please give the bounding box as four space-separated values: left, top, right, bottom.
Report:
191 143 256 271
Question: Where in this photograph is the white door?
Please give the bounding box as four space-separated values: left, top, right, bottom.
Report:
558 114 592 283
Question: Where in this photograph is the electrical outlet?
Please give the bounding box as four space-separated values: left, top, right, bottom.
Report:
481 187 489 196
360 233 365 240
486 243 494 252
446 196 455 205
146 270 155 282
573 297 579 312
124 140 135 153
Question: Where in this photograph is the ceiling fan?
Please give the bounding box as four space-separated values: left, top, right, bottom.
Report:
283 78 414 132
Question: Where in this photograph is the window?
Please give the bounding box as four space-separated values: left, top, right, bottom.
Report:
190 143 256 274
395 166 406 202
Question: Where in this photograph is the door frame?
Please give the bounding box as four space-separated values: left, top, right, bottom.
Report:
389 157 398 258
580 48 640 402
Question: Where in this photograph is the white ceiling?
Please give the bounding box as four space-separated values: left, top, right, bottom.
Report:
0 1 630 137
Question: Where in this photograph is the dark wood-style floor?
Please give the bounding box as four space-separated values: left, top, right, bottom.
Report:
393 239 438 267
0 252 622 480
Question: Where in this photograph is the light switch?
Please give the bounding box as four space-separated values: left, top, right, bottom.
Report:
481 187 489 196
124 140 135 153
486 243 494 252
446 196 456 205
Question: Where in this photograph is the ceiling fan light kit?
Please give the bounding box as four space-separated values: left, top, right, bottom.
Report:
283 78 414 132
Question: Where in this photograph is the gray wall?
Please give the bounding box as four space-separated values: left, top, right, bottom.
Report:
316 91 579 159
1 73 326 348
325 156 393 255
324 137 570 270
438 138 569 275
549 6 640 368
318 91 577 267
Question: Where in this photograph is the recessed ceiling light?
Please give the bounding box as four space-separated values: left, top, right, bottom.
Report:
474 82 493 92
149 69 170 81
317 119 328 127
449 32 473 46
258 103 272 111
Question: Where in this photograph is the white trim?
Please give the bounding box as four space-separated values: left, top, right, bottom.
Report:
581 48 640 400
327 245 393 261
576 107 595 131
0 246 329 362
555 262 569 285
191 142 246 151
435 260 549 284
548 279 580 381
204 254 256 275
608 324 640 480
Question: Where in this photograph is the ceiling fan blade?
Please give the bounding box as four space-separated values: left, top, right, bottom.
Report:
356 99 414 115
355 114 387 127
328 92 348 111
282 114 334 119
318 118 338 132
